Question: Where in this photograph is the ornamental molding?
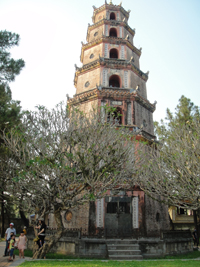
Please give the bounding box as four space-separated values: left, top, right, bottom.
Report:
67 88 99 107
68 87 156 113
74 57 148 86
80 37 141 62
92 4 129 23
86 19 135 42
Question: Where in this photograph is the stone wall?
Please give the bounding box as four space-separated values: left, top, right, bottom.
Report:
27 231 193 259
144 195 170 237
48 202 90 235
134 101 154 135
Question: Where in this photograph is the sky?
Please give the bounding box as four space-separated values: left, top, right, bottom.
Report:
0 0 200 122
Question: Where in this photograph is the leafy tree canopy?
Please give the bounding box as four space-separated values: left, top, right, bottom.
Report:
135 95 200 210
0 30 25 83
154 95 200 140
0 30 25 237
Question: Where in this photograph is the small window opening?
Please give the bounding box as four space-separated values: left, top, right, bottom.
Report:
177 207 187 215
156 212 160 222
110 12 116 20
109 28 117 37
109 74 120 88
110 48 118 59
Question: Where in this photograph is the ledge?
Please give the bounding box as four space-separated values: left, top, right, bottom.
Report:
80 36 141 63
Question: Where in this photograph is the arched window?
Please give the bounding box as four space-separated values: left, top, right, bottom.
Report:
109 28 117 37
109 48 118 59
109 75 120 88
110 12 116 20
107 107 123 125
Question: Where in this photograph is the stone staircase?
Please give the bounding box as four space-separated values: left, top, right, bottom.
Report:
106 239 143 260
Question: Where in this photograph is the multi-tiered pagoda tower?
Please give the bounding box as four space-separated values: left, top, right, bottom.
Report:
68 1 156 141
47 2 193 259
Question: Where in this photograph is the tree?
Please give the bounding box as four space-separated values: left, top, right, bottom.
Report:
154 95 200 140
0 30 25 237
135 96 200 210
2 103 142 258
0 30 25 83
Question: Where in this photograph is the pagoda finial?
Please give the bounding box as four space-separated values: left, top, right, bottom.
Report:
92 5 96 10
109 0 112 5
119 1 122 6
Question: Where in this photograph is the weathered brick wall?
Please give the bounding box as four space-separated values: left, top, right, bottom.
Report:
76 68 100 94
48 203 90 235
130 72 147 99
88 25 104 43
76 99 98 114
94 10 106 23
62 203 90 234
83 44 103 65
126 47 140 68
144 195 170 237
123 28 133 45
134 101 154 135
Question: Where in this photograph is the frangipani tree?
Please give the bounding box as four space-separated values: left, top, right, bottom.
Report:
2 103 142 258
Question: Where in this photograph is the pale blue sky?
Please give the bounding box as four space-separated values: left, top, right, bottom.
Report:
0 0 200 122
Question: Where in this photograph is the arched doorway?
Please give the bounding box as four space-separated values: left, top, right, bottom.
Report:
109 75 120 88
110 12 116 20
109 28 117 37
110 48 118 59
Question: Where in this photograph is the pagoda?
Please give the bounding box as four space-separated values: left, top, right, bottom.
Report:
54 1 192 259
68 0 156 141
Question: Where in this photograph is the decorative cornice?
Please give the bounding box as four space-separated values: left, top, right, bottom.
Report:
68 87 156 113
134 94 156 113
74 57 148 86
92 4 130 23
67 88 99 106
80 36 141 62
86 19 135 42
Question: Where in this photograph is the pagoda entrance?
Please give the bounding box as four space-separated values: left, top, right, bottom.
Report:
105 196 132 237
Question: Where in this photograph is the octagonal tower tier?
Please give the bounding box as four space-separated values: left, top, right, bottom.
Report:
68 1 156 139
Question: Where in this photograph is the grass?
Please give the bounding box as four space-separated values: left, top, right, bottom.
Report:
162 250 200 259
19 260 200 267
14 249 78 259
14 249 200 260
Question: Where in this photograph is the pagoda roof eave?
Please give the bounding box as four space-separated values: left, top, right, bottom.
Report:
80 37 141 63
86 19 135 42
74 57 148 84
67 87 156 113
92 3 130 23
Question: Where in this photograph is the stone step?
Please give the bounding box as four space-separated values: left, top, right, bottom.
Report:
108 249 142 255
107 244 139 250
109 254 143 260
106 239 137 245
